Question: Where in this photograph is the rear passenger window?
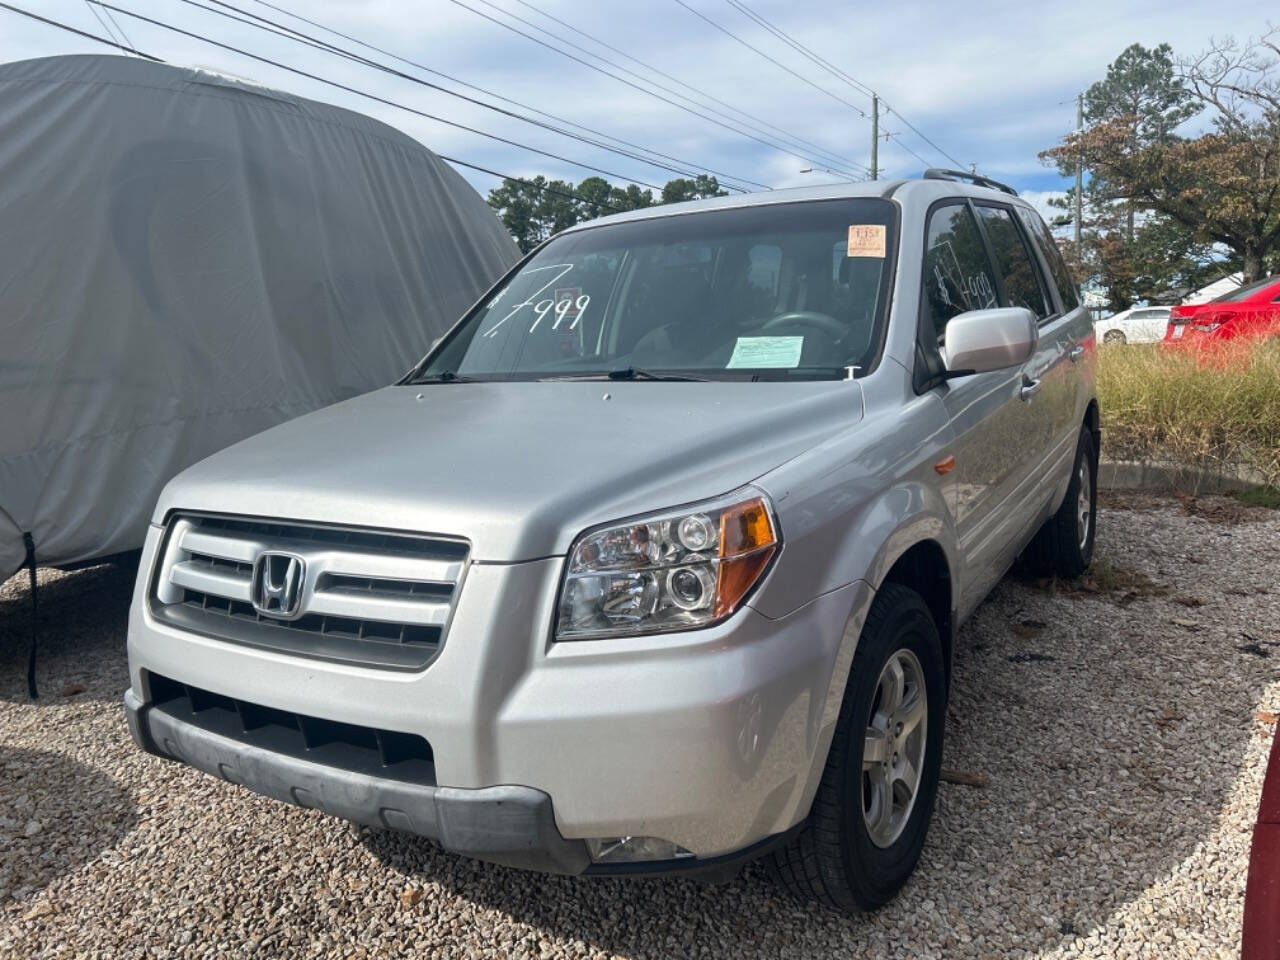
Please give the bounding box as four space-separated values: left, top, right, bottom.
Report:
975 206 1051 320
921 203 998 344
1015 206 1080 310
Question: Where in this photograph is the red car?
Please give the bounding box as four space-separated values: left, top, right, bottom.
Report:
1165 275 1280 345
1244 724 1280 959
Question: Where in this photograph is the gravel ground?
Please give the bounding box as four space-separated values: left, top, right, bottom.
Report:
1 495 1278 959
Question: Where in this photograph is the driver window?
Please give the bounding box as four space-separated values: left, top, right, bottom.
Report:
921 203 998 344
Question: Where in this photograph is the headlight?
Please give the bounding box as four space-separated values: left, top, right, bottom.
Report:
556 490 779 640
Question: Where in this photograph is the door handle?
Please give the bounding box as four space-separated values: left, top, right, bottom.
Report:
1068 344 1085 363
1020 376 1042 401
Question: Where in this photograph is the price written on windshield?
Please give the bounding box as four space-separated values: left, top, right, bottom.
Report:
530 293 590 332
481 264 590 338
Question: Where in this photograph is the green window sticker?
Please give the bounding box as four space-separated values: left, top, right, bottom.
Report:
726 336 804 369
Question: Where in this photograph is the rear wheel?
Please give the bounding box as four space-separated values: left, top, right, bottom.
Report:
1023 426 1097 578
767 583 945 912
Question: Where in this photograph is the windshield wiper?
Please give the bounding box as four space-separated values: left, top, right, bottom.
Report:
607 367 710 382
541 367 710 382
411 370 476 384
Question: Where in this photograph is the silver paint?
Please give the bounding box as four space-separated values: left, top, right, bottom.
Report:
127 179 1097 859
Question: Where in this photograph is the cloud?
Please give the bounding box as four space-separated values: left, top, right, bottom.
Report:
1019 189 1068 222
7 0 1275 201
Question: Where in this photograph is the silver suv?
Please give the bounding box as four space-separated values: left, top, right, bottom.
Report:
125 171 1097 912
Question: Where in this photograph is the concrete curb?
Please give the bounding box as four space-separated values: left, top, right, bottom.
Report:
1099 459 1267 495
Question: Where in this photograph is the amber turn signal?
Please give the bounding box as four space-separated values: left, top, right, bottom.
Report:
714 497 778 617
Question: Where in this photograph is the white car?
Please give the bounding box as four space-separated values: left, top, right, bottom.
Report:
1094 305 1170 344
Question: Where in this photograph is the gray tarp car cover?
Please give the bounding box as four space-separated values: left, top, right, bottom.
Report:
0 54 519 579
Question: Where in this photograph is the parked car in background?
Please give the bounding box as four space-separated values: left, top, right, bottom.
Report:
124 171 1098 913
1094 305 1171 344
1165 275 1280 345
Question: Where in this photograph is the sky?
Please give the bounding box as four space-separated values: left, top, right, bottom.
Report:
2 0 1272 220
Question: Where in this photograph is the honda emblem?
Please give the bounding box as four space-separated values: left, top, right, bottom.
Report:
252 552 306 618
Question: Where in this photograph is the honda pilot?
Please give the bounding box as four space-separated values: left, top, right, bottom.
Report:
125 171 1098 911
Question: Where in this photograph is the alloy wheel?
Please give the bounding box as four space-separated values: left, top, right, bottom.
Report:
862 649 928 848
1077 458 1093 551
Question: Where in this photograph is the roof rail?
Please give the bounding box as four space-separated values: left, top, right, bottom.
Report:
922 168 1018 196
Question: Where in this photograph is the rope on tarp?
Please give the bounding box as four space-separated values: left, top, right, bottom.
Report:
22 532 38 699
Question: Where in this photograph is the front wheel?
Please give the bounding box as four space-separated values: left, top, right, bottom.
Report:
767 583 945 912
1103 329 1127 345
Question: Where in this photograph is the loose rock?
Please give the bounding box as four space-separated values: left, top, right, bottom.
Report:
1 498 1276 958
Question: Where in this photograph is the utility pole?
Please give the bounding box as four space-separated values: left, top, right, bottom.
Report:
870 94 878 181
1075 92 1083 261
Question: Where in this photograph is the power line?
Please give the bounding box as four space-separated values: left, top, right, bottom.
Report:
670 0 869 119
504 0 871 177
83 0 124 48
880 103 967 171
443 0 869 180
82 0 138 56
0 1 161 59
92 0 679 191
460 0 867 177
176 0 767 193
883 132 933 170
100 2 137 53
723 0 872 99
722 0 969 171
236 0 769 191
0 4 634 217
2 5 637 213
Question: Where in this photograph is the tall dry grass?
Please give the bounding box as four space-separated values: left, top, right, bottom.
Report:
1096 337 1280 485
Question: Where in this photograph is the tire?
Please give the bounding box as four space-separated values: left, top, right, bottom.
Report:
1023 426 1097 578
766 582 946 912
1103 329 1126 345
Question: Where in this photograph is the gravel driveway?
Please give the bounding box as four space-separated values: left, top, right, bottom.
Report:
2 496 1278 959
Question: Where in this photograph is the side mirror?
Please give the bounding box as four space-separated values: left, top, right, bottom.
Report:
942 307 1038 375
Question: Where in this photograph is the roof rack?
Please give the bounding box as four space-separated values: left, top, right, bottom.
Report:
922 168 1018 196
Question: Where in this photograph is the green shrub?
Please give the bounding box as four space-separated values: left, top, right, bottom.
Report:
1096 338 1280 485
1229 487 1280 510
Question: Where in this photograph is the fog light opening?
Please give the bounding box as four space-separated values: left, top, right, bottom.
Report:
585 836 695 864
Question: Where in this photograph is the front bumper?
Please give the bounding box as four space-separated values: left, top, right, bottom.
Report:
126 687 804 877
125 687 591 873
127 523 872 867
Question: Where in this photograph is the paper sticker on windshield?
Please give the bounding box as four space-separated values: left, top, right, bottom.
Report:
554 287 582 319
726 336 804 369
847 224 886 258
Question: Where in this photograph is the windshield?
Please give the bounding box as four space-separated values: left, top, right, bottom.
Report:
415 198 897 382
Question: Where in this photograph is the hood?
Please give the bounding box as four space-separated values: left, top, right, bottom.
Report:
155 381 863 560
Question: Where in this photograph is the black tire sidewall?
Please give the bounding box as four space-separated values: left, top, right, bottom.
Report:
837 591 946 906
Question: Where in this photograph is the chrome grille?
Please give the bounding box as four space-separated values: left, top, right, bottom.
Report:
150 515 468 671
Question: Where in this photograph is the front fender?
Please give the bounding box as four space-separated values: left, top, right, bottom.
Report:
749 390 958 622
747 478 959 832
856 489 960 600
